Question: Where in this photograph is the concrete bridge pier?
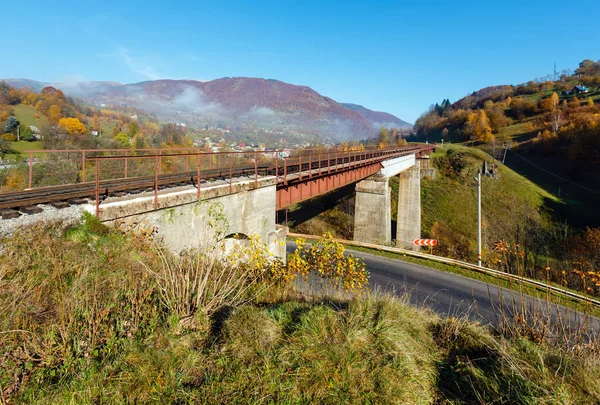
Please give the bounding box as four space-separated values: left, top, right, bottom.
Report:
353 157 423 249
396 164 421 251
353 174 391 244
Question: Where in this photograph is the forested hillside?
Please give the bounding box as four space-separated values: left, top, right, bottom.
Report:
0 82 194 153
411 59 600 165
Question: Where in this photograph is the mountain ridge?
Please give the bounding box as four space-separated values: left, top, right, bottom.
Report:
3 77 412 141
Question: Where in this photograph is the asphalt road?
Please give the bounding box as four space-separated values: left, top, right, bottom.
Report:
287 242 600 338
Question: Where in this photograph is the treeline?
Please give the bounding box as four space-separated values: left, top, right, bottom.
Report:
410 59 600 163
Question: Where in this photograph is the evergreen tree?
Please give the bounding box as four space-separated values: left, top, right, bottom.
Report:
4 116 19 134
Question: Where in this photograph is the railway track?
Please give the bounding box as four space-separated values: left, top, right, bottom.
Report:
0 145 432 218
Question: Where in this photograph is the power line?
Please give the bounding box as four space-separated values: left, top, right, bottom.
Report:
512 152 600 196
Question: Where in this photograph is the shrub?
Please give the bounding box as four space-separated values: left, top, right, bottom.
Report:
286 233 369 292
147 236 279 327
436 148 468 178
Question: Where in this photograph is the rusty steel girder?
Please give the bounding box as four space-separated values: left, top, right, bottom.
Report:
276 162 382 209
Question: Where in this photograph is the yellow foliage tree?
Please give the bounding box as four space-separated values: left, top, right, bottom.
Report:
286 233 369 292
144 121 159 135
58 117 87 135
48 105 63 122
570 96 581 108
551 92 560 109
464 110 493 142
25 93 37 105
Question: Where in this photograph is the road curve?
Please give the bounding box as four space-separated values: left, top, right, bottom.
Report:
287 242 600 337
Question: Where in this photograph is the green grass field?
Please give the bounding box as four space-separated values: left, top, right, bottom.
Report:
9 140 43 153
12 104 49 128
390 145 556 261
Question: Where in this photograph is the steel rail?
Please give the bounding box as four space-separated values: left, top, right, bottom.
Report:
287 233 600 309
0 165 269 210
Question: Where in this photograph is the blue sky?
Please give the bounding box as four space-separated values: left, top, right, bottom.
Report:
1 0 598 123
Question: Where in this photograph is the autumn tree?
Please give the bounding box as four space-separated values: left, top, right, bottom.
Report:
463 110 493 142
127 121 139 138
144 121 159 136
91 115 100 130
570 96 581 108
48 105 63 122
540 94 557 112
153 123 187 147
58 117 87 135
377 126 390 147
113 133 130 148
132 134 148 149
550 92 562 133
575 59 600 77
486 108 509 132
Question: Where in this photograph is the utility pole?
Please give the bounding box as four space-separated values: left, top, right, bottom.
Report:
474 162 497 267
502 143 510 164
475 171 482 267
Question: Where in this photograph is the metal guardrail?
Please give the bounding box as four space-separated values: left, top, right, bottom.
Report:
288 233 600 308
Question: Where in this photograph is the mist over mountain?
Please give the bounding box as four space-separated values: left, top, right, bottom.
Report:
3 77 411 142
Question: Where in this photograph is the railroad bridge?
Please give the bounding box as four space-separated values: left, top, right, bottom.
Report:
0 144 435 257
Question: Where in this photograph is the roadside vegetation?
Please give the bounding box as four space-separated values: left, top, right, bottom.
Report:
1 217 599 403
287 143 600 301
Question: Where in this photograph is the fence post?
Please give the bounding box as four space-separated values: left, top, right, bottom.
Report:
124 150 128 179
158 150 162 175
95 159 100 215
275 153 279 183
229 152 233 194
28 151 33 188
318 152 321 176
254 151 258 187
81 151 86 183
197 154 201 199
154 155 159 209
